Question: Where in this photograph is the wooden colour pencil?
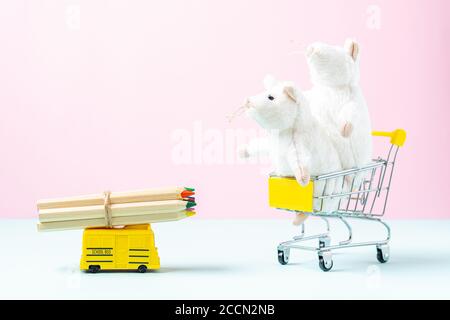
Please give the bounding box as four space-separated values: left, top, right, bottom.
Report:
37 210 196 232
39 200 196 223
37 187 195 210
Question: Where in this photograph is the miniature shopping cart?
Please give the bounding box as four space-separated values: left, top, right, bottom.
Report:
270 129 406 271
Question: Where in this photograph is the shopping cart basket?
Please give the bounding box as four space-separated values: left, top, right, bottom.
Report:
270 129 406 271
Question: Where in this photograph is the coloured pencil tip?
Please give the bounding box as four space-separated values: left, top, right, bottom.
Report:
181 190 195 198
184 187 195 191
186 201 197 209
186 210 196 217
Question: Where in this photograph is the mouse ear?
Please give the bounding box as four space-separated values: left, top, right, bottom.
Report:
344 38 359 61
283 86 297 103
263 74 278 90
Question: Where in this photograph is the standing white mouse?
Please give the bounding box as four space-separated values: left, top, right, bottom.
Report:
304 39 372 190
239 75 344 224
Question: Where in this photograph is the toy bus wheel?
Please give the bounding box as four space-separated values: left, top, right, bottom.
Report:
277 249 289 265
376 246 390 263
318 255 333 272
137 265 147 273
88 265 100 273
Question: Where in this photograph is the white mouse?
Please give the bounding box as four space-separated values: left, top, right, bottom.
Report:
240 75 344 224
304 39 373 190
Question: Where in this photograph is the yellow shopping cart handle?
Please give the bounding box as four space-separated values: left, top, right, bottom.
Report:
372 129 407 147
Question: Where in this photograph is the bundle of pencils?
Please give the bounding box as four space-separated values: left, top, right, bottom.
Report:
37 187 196 231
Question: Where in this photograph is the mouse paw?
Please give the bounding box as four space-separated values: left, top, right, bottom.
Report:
343 175 354 191
306 45 322 58
341 122 353 138
295 167 310 187
293 213 308 226
300 174 310 187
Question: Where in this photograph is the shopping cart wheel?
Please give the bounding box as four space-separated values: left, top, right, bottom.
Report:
376 245 390 263
277 249 289 265
318 252 333 272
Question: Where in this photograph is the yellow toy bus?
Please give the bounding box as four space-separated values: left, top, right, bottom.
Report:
80 224 160 273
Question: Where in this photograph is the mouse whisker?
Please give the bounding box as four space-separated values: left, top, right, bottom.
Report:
227 105 247 123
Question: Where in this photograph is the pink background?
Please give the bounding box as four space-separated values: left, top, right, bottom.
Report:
0 0 449 218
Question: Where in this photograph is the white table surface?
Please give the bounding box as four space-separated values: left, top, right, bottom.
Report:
0 218 449 299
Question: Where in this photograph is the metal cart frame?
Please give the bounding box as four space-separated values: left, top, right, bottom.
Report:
276 129 406 271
